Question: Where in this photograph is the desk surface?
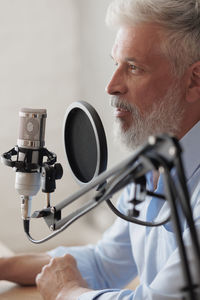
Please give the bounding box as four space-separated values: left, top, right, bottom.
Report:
0 242 42 300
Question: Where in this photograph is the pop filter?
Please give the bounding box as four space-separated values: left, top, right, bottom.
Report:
63 101 107 185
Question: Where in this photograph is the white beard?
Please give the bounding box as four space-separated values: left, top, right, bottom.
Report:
111 83 185 151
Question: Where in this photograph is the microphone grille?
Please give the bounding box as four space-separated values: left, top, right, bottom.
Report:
18 108 47 149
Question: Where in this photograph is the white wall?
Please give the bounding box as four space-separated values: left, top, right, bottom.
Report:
0 0 127 253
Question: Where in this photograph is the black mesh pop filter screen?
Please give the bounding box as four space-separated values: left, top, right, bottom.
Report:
63 101 107 184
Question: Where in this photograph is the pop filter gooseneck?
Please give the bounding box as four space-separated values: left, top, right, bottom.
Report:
63 101 108 184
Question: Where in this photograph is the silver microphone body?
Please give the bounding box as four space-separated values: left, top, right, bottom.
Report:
15 108 47 219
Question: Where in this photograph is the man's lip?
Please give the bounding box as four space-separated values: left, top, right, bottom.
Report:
113 107 131 117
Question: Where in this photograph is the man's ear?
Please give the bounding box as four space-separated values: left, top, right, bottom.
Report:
186 61 200 103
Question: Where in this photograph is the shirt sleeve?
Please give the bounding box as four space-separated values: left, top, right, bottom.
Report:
48 185 138 290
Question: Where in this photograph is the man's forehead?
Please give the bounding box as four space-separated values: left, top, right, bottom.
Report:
112 24 163 59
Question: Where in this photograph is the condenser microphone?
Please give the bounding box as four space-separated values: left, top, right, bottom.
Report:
1 107 62 221
15 108 47 220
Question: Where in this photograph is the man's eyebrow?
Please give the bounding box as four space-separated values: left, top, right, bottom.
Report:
125 57 139 63
109 54 139 63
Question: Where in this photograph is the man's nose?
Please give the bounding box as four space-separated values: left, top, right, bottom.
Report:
105 68 128 95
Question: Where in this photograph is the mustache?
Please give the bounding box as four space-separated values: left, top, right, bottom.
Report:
110 96 134 113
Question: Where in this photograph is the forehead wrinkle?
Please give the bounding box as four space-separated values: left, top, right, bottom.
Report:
111 43 147 66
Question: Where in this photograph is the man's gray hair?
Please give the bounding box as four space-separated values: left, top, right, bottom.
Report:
106 0 200 76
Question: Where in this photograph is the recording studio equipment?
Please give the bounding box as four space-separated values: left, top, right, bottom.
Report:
1 102 200 300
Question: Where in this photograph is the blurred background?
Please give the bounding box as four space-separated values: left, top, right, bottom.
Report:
0 0 130 253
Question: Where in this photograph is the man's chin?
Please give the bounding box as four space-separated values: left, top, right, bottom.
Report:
114 116 132 132
113 121 143 151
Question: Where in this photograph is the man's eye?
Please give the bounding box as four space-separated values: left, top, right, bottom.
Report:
129 64 138 73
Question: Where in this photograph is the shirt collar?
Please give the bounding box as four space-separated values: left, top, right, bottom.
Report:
180 121 200 181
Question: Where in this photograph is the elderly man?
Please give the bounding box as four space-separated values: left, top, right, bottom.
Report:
1 0 200 299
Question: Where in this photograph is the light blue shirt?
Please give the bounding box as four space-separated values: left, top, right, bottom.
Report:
49 122 200 299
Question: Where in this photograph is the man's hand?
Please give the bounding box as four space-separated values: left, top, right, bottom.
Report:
36 254 91 300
